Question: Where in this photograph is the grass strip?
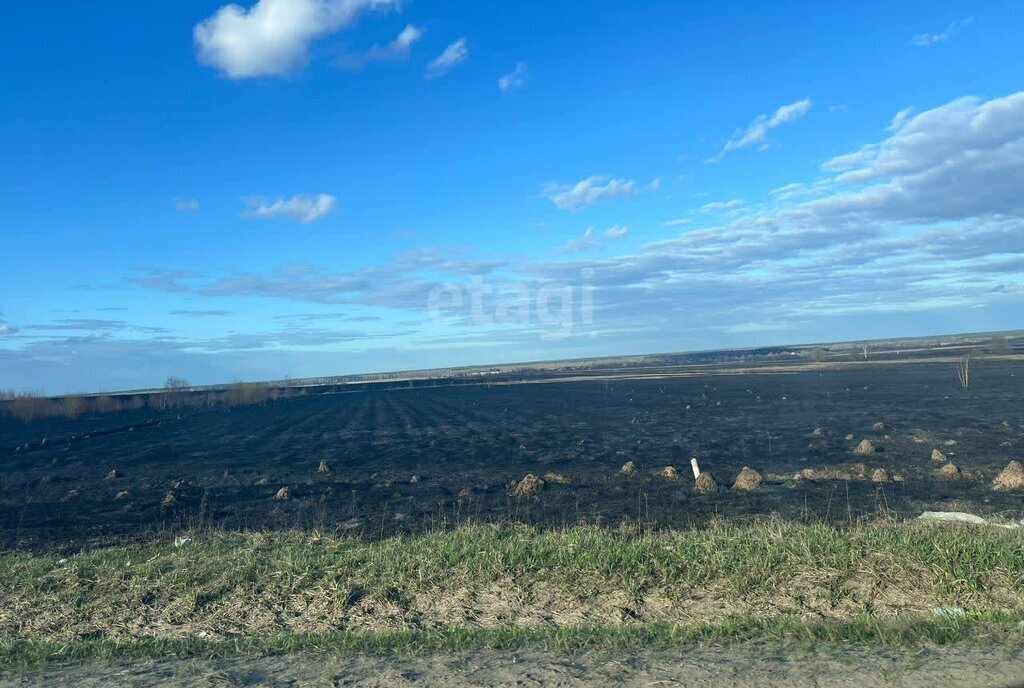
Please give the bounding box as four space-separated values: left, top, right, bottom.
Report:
3 613 1024 674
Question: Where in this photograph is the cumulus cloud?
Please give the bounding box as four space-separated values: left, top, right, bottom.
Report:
498 61 528 91
605 225 629 239
913 17 973 47
425 38 468 79
194 0 398 78
116 92 1024 363
243 193 338 223
336 23 423 69
811 92 1024 221
543 176 637 210
708 99 813 162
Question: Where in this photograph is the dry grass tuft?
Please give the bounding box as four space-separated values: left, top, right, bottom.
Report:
930 448 947 463
542 472 570 485
992 461 1024 491
732 467 763 492
275 487 291 501
693 472 718 494
852 439 876 455
618 461 637 476
658 466 679 480
512 474 545 496
937 462 962 480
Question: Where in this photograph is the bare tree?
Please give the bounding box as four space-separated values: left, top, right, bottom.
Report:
954 354 970 390
165 377 191 391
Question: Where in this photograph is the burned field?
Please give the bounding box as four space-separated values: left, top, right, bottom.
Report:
1 359 1023 548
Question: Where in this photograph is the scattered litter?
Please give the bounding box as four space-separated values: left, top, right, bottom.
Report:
931 606 966 619
57 558 68 565
174 536 193 548
918 511 1021 529
690 457 701 479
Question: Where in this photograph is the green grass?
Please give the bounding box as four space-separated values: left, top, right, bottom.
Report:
2 614 1024 673
1 520 1023 671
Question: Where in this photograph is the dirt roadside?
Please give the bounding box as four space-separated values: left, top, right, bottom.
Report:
4 643 1024 687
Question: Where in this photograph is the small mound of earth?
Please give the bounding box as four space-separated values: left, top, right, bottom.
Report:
795 462 869 482
811 427 824 437
512 473 545 496
275 486 291 501
992 461 1024 491
659 466 679 479
937 462 962 480
872 422 886 432
104 469 122 481
852 439 876 455
543 472 570 484
693 472 718 494
845 433 854 441
871 468 890 484
619 461 637 476
115 490 131 501
931 448 947 463
732 467 763 492
316 461 330 474
161 492 176 507
410 475 421 484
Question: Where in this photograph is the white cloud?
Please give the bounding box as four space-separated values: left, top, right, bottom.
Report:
604 225 629 239
498 61 528 91
243 193 338 223
544 176 637 210
700 199 744 211
194 0 398 78
337 23 423 69
887 107 915 132
174 198 200 212
557 227 598 254
913 17 973 47
708 99 813 162
0 324 18 335
662 217 691 227
425 38 468 79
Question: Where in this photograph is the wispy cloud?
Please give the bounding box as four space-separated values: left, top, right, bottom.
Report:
174 198 200 212
0 323 18 335
700 199 744 212
194 0 400 78
604 225 629 239
336 24 424 69
556 227 599 254
498 61 528 91
169 310 233 317
425 38 468 79
913 17 973 47
543 176 637 211
243 193 338 223
708 99 813 162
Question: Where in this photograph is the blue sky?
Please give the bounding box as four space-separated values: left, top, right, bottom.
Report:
1 1 1023 393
